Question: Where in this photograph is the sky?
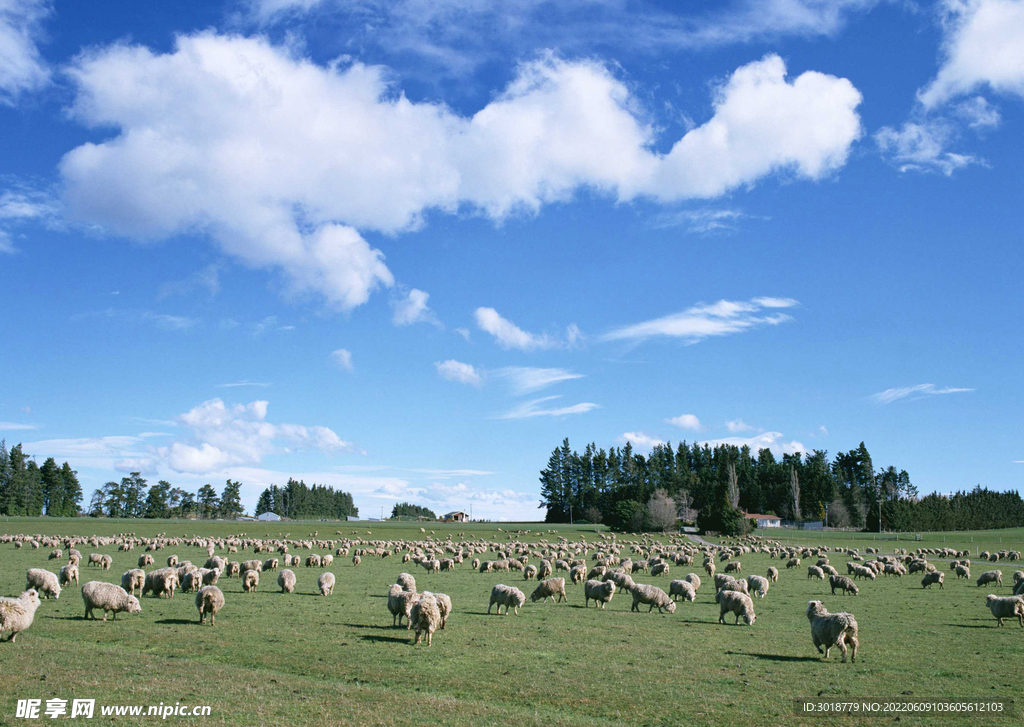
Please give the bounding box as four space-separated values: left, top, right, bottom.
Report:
1 0 1022 520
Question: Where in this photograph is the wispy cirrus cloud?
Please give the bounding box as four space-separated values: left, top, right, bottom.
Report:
648 207 760 234
496 395 599 420
0 0 51 103
496 366 583 395
218 380 272 388
870 383 975 404
70 308 199 331
474 307 559 352
0 421 39 431
602 296 798 345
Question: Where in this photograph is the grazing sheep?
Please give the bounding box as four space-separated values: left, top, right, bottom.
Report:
786 558 801 569
25 569 61 600
181 570 204 593
806 600 858 662
387 584 418 627
724 561 741 574
88 553 103 567
0 589 42 642
352 555 361 567
829 575 859 596
955 565 971 580
321 554 334 568
262 558 279 572
629 583 676 614
583 579 616 609
167 555 179 567
226 562 240 578
921 571 944 589
318 572 336 596
120 569 145 597
704 562 716 577
48 549 62 561
99 554 112 570
569 564 586 585
537 561 553 580
81 581 141 621
488 584 526 615
767 567 778 583
142 568 178 599
397 573 417 593
530 577 567 604
410 593 441 646
984 595 1024 627
977 570 1002 587
242 569 260 593
807 566 825 581
651 563 670 577
684 573 702 591
277 569 296 593
421 559 440 574
587 566 606 580
717 590 756 625
603 571 636 592
196 585 225 625
431 591 452 629
746 575 770 598
719 578 749 596
58 563 78 588
669 579 696 603
138 554 154 568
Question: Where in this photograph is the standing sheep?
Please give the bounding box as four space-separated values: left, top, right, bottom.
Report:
142 568 178 599
629 584 676 614
669 579 696 603
724 561 741 574
746 575 770 598
196 585 225 625
0 590 41 642
807 566 825 581
717 590 756 625
806 600 858 662
977 570 1002 587
387 584 418 627
81 581 141 621
767 566 779 583
352 555 362 567
984 595 1024 627
684 573 702 592
277 569 296 593
584 580 616 608
25 569 61 600
120 569 145 597
318 572 336 596
530 577 567 604
397 573 417 592
242 569 260 593
410 594 441 646
829 575 859 596
921 572 944 589
955 565 971 580
651 563 670 577
58 563 79 589
488 584 526 615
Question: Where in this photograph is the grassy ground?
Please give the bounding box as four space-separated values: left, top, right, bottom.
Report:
0 517 1022 726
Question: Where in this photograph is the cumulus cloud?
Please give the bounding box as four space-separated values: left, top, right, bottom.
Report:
330 348 354 372
60 34 861 311
0 0 51 103
870 383 975 404
602 296 798 345
700 431 806 457
620 431 666 451
874 121 979 175
666 414 701 431
391 287 441 326
726 419 754 433
434 359 482 387
474 307 558 351
918 0 1024 109
496 366 583 395
497 395 599 419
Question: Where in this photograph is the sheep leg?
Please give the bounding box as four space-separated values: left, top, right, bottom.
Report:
823 645 830 660
426 632 432 647
735 613 740 625
848 635 858 662
839 641 848 663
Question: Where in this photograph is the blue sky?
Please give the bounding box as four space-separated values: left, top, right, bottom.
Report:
1 0 1022 519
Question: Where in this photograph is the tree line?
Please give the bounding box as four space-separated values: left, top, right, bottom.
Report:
254 478 358 520
390 502 437 520
88 474 244 519
0 441 83 517
539 438 1023 534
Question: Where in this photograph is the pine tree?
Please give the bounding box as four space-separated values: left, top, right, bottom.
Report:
59 463 83 516
197 484 220 519
220 480 243 518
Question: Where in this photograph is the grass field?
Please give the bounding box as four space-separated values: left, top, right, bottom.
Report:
1 517 1022 727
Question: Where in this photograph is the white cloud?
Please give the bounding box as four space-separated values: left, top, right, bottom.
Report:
330 348 354 372
0 185 62 253
726 419 754 433
819 425 829 435
70 308 199 331
60 35 860 311
218 381 272 388
392 287 441 327
0 421 39 430
566 323 583 348
620 431 666 451
602 296 798 345
474 307 558 351
870 383 975 404
666 414 701 431
0 229 13 254
875 121 979 175
23 435 144 459
918 0 1024 109
497 395 599 419
0 0 51 103
252 316 294 335
496 366 583 395
701 431 806 457
648 207 752 233
454 327 470 341
954 95 1002 129
434 359 482 387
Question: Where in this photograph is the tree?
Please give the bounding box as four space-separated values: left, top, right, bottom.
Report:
88 489 105 517
391 502 437 519
220 480 244 518
121 473 148 518
726 463 740 509
675 489 696 522
39 457 62 516
197 484 220 519
144 480 172 518
59 463 83 516
645 489 677 531
789 466 801 521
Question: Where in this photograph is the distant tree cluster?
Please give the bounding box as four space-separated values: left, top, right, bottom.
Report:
539 438 1022 534
0 441 83 516
87 475 244 519
254 478 358 520
390 502 437 519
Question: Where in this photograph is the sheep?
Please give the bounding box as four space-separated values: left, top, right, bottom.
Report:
277 569 296 593
704 561 716 577
167 555 179 567
397 573 417 593
318 572 336 596
226 562 240 578
0 589 41 642
421 559 440 574
142 568 179 599
786 558 801 569
955 565 971 580
851 565 876 581
262 558 279 571
587 566 606 580
181 570 204 593
530 577 567 604
138 554 154 568
431 591 452 629
242 569 260 593
410 593 441 646
25 569 61 600
88 553 103 567
807 566 825 581
58 563 78 588
669 579 696 603
651 563 670 577
120 569 145 597
352 555 361 567
321 554 334 567
48 549 62 561
921 571 944 589
984 595 1024 627
537 561 553 580
684 573 701 591
196 585 225 626
583 579 616 609
746 575 770 598
388 584 418 627
977 570 1002 587
829 575 859 596
717 590 756 625
488 584 526 615
718 578 749 596
806 600 858 662
241 559 263 574
629 583 676 614
81 581 141 621
724 561 741 574
767 566 778 583
569 564 586 585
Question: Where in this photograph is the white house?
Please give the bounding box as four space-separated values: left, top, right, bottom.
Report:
744 513 781 528
257 512 281 522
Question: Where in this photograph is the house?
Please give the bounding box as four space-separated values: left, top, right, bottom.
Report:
257 512 281 522
442 510 468 522
744 513 781 528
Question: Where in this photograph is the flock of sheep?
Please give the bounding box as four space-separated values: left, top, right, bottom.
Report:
1 530 1023 657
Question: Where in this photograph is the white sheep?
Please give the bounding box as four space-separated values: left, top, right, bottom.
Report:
488 584 526 615
196 585 224 625
388 584 418 627
410 593 441 646
430 591 452 629
25 568 61 600
985 595 1024 627
807 565 825 581
583 579 616 608
278 569 297 593
58 563 79 588
921 571 944 589
530 577 567 603
669 579 696 603
717 590 755 625
684 573 702 591
766 567 778 583
120 569 145 597
242 569 260 593
397 573 417 592
81 581 141 621
829 575 859 596
629 583 676 614
142 568 178 598
651 562 670 577
746 574 770 598
977 570 1002 587
0 589 41 642
806 600 858 662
